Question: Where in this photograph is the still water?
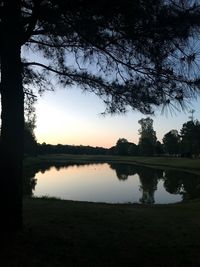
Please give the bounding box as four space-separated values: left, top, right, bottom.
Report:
24 162 200 204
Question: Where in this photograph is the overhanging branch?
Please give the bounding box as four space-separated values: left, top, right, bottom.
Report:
28 38 81 48
22 0 41 44
22 61 110 89
23 61 72 77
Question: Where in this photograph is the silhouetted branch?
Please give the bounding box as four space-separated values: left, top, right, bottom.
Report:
31 30 47 35
23 61 110 88
22 0 41 44
28 38 80 48
23 61 74 77
24 91 37 98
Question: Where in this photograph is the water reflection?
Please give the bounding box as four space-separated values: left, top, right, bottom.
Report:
138 167 161 204
23 162 200 204
110 164 163 204
163 170 200 201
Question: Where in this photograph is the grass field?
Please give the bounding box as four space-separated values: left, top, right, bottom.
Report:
1 155 200 266
1 198 200 267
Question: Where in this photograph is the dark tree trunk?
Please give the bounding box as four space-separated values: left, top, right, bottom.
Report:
0 0 24 231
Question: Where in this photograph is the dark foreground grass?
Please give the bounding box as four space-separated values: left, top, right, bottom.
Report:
4 155 198 266
1 198 200 267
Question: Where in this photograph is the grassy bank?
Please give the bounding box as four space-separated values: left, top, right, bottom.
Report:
4 155 197 266
24 154 200 174
1 198 200 267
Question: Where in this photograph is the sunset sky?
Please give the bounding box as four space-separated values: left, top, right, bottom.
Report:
35 85 200 148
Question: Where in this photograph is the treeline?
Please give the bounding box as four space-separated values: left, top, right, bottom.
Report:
163 120 200 158
10 123 107 156
37 143 108 155
5 116 199 158
109 118 161 156
22 130 108 156
110 118 200 158
0 123 108 156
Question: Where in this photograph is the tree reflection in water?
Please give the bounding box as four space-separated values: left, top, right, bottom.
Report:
110 163 163 204
109 163 200 203
163 170 200 201
23 162 102 197
23 162 200 203
137 167 163 204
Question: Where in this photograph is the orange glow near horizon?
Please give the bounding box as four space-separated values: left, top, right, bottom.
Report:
34 88 200 149
35 97 140 148
35 129 139 148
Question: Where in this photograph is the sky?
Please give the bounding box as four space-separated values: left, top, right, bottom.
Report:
35 85 200 148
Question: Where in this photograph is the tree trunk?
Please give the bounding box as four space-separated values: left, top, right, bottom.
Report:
0 0 24 231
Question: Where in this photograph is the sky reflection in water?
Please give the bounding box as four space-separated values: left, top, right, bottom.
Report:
29 162 200 204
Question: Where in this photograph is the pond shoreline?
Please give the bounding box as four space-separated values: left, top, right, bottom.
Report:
28 162 186 204
2 155 200 266
24 154 200 175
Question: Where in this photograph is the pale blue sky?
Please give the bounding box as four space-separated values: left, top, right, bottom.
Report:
35 86 200 148
22 32 200 149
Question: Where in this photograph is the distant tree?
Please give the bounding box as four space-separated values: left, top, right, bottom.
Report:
127 143 138 156
180 120 200 157
115 138 138 156
24 122 37 156
1 0 200 230
115 138 130 156
107 146 117 155
138 117 157 156
155 141 164 155
162 130 180 155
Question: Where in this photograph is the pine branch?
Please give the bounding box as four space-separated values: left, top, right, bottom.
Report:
28 38 80 48
23 61 110 88
22 0 42 44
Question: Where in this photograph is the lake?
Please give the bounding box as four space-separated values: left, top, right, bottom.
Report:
24 162 200 204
